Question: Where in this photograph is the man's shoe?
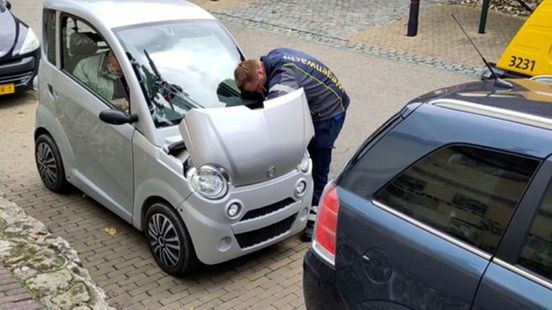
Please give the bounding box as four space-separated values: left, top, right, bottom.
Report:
300 222 314 242
300 205 318 242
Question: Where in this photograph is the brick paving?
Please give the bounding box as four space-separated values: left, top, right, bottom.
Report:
0 93 308 310
0 263 41 310
217 0 448 38
348 4 526 70
201 0 526 76
0 0 519 308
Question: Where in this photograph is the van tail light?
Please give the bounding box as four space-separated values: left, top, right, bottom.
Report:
312 183 339 266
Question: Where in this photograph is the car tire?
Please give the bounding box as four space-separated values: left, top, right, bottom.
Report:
145 202 199 276
35 134 70 193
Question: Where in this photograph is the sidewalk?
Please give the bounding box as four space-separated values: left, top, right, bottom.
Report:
348 4 526 71
191 0 527 76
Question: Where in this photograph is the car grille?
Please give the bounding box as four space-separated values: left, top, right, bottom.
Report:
235 213 297 249
240 198 296 221
0 71 33 85
0 56 36 86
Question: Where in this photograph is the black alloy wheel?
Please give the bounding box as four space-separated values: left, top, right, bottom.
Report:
35 134 70 193
145 202 199 276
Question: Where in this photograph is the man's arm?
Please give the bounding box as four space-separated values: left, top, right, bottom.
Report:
111 98 130 114
72 60 89 85
266 66 299 100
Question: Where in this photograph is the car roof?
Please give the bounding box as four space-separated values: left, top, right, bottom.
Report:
44 0 215 29
423 78 552 131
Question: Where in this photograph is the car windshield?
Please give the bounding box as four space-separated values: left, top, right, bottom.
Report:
116 20 252 128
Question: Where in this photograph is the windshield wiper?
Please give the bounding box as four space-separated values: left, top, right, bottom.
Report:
143 49 203 110
127 52 155 112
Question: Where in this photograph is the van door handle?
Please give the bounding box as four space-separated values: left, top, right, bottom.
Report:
48 84 59 100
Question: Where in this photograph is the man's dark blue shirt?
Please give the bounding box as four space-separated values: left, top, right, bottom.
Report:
261 48 350 121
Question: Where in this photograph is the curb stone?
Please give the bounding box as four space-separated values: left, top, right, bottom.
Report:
0 192 114 310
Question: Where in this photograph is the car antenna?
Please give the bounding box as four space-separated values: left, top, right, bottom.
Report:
451 14 513 89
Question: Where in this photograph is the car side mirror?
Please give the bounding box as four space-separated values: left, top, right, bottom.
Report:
99 110 138 125
5 1 11 9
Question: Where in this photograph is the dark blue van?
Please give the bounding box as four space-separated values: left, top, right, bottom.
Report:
304 77 552 310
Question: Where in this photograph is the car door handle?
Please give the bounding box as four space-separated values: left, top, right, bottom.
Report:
48 84 59 100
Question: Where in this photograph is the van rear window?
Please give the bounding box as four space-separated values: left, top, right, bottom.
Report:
373 145 538 254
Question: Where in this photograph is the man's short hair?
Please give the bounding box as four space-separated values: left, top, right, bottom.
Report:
234 59 260 89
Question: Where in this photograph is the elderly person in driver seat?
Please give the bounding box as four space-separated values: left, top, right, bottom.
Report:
73 50 129 114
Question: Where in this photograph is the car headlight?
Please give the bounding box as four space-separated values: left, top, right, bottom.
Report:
19 28 40 55
298 153 311 173
188 165 229 200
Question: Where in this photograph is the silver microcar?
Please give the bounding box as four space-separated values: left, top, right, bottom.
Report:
35 0 314 276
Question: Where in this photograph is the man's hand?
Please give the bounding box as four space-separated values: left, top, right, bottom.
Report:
112 98 130 114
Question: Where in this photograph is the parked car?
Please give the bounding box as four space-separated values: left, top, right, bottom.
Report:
35 0 314 276
304 77 552 309
0 0 40 95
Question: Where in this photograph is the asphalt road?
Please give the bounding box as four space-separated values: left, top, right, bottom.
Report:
9 0 472 175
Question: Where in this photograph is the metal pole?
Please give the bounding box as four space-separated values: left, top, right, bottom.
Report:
407 0 420 37
478 0 491 34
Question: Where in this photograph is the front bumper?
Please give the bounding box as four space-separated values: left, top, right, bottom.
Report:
0 49 40 93
178 169 313 265
303 250 344 310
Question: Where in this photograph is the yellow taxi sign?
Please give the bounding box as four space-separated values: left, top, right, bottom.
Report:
497 0 552 77
0 84 15 95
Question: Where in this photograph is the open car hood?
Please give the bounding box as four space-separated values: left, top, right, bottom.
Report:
179 89 314 186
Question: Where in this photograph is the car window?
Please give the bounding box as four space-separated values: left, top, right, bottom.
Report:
44 9 56 64
60 16 129 114
373 145 539 254
338 113 401 181
519 182 552 281
115 20 252 128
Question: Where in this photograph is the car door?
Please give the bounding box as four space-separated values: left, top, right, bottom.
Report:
472 157 552 309
333 114 541 309
52 14 134 220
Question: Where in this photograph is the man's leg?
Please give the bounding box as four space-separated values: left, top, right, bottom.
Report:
301 143 332 241
301 144 332 241
310 145 332 207
301 113 345 242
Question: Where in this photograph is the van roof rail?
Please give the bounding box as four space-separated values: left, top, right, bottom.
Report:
431 98 552 131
